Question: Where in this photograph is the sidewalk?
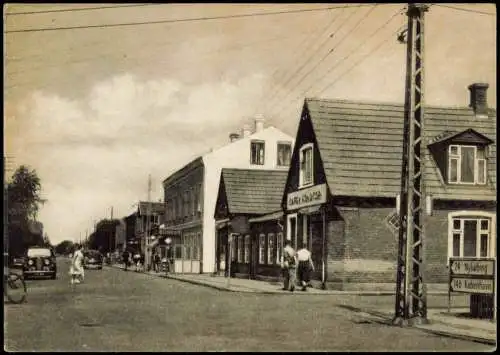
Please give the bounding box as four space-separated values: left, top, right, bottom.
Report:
109 263 441 295
345 306 497 346
108 263 496 345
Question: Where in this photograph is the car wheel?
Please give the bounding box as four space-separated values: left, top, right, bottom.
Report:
51 273 56 280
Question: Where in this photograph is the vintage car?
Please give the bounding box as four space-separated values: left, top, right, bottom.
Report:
84 250 103 270
23 246 57 279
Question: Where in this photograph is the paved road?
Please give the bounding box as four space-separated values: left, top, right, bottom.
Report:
4 259 491 352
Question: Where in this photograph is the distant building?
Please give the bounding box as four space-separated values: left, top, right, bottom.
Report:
162 116 294 274
119 201 166 254
114 219 126 252
281 83 496 290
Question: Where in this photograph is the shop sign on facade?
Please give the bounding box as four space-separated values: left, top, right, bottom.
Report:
286 183 327 211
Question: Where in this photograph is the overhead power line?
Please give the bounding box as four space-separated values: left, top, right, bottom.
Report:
6 28 317 77
5 4 158 15
263 5 364 112
289 6 405 105
432 4 495 16
272 5 379 112
273 23 405 125
4 4 376 33
316 25 406 97
249 9 339 118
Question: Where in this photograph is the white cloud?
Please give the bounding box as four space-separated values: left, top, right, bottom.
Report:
11 72 271 245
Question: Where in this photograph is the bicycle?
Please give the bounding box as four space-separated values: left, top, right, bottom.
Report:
4 271 27 304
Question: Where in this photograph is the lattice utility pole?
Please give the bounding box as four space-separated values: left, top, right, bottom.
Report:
393 3 429 327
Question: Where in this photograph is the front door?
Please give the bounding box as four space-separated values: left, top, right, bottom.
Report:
310 215 323 280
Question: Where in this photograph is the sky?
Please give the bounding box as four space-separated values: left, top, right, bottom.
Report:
3 3 496 245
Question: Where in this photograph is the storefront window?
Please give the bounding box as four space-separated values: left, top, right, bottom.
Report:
237 235 243 263
232 235 238 262
259 234 266 264
276 232 283 265
192 233 200 260
175 245 183 259
244 235 250 263
268 233 275 264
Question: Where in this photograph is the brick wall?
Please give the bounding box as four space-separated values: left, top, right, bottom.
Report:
323 204 495 286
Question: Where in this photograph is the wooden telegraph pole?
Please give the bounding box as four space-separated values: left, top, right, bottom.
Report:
393 3 429 327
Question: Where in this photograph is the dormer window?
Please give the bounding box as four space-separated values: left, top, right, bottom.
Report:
428 129 492 187
251 140 265 165
448 145 486 185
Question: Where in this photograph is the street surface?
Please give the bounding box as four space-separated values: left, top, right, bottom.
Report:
4 259 492 352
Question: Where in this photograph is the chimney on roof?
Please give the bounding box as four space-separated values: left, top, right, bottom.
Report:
254 114 265 133
242 124 251 138
229 133 240 142
468 83 489 115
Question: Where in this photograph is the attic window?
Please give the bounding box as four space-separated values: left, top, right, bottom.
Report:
299 143 314 188
448 145 486 185
251 141 265 165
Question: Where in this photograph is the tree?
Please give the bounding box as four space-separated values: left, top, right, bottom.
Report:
88 219 121 253
55 240 74 255
7 165 46 256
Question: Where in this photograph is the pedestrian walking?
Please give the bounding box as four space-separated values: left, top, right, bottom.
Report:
122 249 130 271
69 244 85 285
153 252 161 273
296 243 315 291
133 252 141 272
282 239 297 292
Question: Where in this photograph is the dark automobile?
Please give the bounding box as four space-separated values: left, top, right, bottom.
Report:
84 250 103 270
23 247 57 279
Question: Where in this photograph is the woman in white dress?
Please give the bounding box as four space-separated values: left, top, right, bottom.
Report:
70 244 85 284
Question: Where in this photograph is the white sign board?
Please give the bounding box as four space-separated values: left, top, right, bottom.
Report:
287 183 327 211
450 278 494 295
450 259 495 276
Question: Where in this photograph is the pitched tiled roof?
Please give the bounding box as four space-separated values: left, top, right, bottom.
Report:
306 98 496 200
138 201 166 215
221 169 288 215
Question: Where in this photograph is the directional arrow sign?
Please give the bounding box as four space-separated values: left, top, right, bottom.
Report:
450 259 495 276
450 277 494 294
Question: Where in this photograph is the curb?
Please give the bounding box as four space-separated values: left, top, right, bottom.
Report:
415 326 496 346
349 306 496 346
108 264 450 296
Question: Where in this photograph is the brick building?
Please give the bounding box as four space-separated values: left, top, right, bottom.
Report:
282 83 496 290
214 169 288 280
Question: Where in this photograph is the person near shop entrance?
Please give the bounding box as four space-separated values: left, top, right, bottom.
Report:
297 242 315 291
153 251 161 273
282 239 297 292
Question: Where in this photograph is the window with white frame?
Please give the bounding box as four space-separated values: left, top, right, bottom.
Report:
238 234 244 263
287 214 297 249
267 233 275 264
448 145 487 185
192 233 200 260
299 143 314 187
277 142 292 167
251 141 265 165
244 234 250 263
448 213 495 262
232 234 238 262
197 183 203 214
259 234 266 264
276 232 283 265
